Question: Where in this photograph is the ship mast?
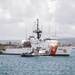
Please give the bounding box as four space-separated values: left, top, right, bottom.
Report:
33 19 42 39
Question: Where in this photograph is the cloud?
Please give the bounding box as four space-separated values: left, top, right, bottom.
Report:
0 0 75 39
54 0 75 25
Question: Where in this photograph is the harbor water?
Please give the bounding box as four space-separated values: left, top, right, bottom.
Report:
0 49 75 75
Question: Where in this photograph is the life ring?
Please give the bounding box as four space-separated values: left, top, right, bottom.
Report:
63 49 67 53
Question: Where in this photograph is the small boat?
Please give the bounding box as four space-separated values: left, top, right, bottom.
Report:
21 53 35 57
21 19 72 57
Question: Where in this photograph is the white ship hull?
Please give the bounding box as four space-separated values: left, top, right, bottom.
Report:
21 19 72 57
49 46 72 56
2 46 72 56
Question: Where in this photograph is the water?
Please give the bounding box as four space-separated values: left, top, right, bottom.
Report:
0 50 75 75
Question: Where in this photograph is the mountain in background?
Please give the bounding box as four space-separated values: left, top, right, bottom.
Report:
0 38 75 46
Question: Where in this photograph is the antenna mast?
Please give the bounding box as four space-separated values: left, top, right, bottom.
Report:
33 19 42 39
26 25 27 41
49 24 50 36
55 24 56 38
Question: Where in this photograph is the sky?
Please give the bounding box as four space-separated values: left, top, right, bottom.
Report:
0 0 75 40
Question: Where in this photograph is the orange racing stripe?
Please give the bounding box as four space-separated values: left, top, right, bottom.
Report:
50 46 58 55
